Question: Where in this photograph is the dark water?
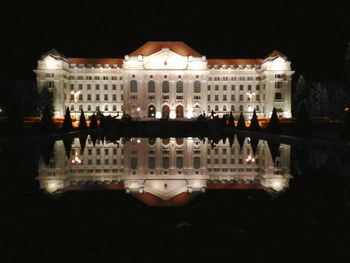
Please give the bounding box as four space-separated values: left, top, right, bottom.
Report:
1 135 350 262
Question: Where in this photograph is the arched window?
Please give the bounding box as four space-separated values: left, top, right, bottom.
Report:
231 105 235 112
130 80 137 93
208 105 211 112
162 81 169 93
162 138 170 145
256 105 260 111
215 105 219 112
239 105 244 112
70 105 74 111
104 105 108 111
96 106 100 112
176 105 184 118
87 105 91 111
148 138 156 145
223 105 227 112
148 80 155 93
113 105 117 111
130 157 138 170
194 81 201 93
176 81 183 93
79 105 83 111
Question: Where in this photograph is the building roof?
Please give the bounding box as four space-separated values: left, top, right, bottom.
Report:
41 48 67 61
129 41 202 57
265 50 288 60
207 58 263 66
67 57 123 65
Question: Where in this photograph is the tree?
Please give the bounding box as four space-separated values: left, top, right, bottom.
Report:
267 107 280 133
237 112 246 130
295 101 311 135
292 75 307 117
89 113 99 129
40 106 54 133
62 107 73 131
250 109 260 131
228 111 235 128
78 110 87 130
38 86 54 115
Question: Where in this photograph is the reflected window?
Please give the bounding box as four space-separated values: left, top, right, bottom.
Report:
176 157 183 169
162 138 170 145
148 80 155 93
176 138 183 145
87 105 91 111
130 157 138 170
162 157 169 169
130 80 137 93
162 81 169 93
193 157 201 169
148 138 156 145
70 105 74 111
148 157 155 169
274 92 283 101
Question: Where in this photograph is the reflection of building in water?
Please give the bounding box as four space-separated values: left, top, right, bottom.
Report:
37 136 292 205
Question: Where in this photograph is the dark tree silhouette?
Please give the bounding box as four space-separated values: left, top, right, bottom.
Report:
295 101 311 135
249 109 260 131
63 136 73 159
78 110 87 130
89 113 99 129
79 134 88 154
62 107 73 131
343 107 350 136
40 106 54 133
99 114 106 128
267 107 280 133
228 111 235 128
237 112 246 130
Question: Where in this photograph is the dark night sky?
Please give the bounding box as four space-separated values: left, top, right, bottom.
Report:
1 1 349 84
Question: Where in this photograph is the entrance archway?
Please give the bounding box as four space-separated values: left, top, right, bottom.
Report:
176 105 184 118
148 105 156 118
162 105 170 118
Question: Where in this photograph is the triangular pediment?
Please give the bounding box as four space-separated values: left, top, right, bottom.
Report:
143 48 188 69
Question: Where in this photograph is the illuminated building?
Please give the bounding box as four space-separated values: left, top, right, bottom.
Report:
34 42 294 119
36 137 292 205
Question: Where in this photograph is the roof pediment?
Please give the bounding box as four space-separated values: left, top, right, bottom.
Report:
129 41 201 57
143 48 189 69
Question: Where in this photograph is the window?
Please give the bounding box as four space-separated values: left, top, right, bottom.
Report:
239 85 243 91
223 105 227 112
130 80 137 93
162 81 169 93
162 157 169 169
104 84 108 90
256 94 260 101
231 85 235 91
95 94 100 101
148 157 155 169
256 105 260 111
239 94 243 101
239 105 243 112
231 105 235 112
215 85 219 91
113 94 116 101
113 105 117 111
275 82 283 89
104 94 108 101
148 80 155 93
176 157 183 169
96 84 99 90
207 85 211 91
87 105 91 111
95 76 100 80
112 84 116 90
104 105 108 111
79 105 83 111
193 157 201 169
104 149 109 155
130 157 138 169
274 92 283 101
176 81 183 93
87 84 91 90
223 85 227 91
248 85 252 90
215 105 219 111
256 85 260 90
215 95 219 101
70 105 74 111
231 95 235 101
194 81 201 93
223 95 227 101
207 95 211 101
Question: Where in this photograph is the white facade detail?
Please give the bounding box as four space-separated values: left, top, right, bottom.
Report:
34 42 294 119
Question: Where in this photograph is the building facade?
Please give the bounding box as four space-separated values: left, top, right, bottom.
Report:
37 136 292 205
34 42 294 119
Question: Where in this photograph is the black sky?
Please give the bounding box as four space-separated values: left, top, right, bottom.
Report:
1 0 349 83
